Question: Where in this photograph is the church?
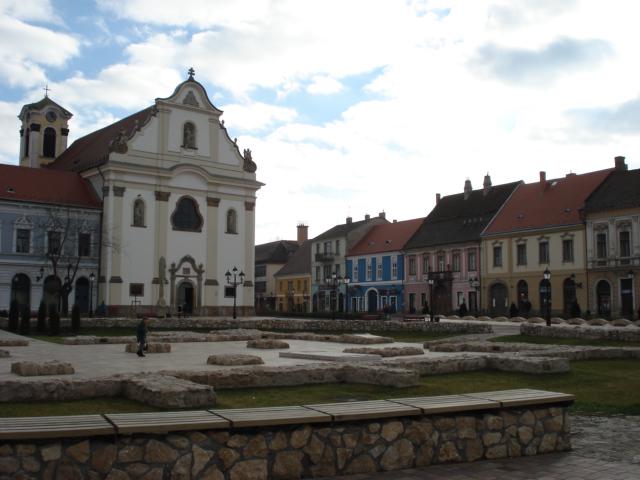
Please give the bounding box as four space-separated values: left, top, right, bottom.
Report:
1 69 262 317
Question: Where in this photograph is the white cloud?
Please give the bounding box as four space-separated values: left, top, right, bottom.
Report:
221 102 297 133
0 0 60 23
306 76 344 95
0 100 21 165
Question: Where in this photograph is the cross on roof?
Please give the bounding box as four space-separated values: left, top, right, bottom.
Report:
44 84 51 97
188 67 195 79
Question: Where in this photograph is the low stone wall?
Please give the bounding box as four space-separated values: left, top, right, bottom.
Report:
0 404 572 479
521 323 640 342
10 361 75 377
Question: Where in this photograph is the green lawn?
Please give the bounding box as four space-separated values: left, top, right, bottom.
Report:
491 334 640 348
3 359 639 417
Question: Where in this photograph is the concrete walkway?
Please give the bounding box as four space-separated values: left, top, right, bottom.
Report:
324 415 640 479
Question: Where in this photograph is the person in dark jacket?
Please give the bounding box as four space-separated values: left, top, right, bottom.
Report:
136 317 149 357
509 302 519 318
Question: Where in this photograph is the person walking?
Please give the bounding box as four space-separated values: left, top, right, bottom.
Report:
136 317 149 357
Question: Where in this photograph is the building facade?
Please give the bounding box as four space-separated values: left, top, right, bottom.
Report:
584 159 639 319
0 165 101 314
10 70 263 317
403 176 520 316
481 166 613 318
345 218 421 313
311 214 387 313
274 239 312 313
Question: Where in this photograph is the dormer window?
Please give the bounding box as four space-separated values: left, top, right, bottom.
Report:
182 122 196 149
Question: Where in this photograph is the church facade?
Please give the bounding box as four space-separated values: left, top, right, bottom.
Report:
6 70 262 316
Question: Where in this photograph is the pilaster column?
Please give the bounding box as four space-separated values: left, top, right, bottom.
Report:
154 190 170 308
204 197 220 308
108 186 125 306
28 123 40 168
98 185 110 305
243 201 256 310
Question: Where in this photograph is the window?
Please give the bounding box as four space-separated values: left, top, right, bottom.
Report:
323 241 331 254
323 264 331 280
437 253 445 271
620 231 631 257
367 261 372 280
315 243 320 254
392 259 398 279
517 244 527 266
408 256 416 275
43 127 56 158
226 209 237 234
255 265 266 277
335 264 341 277
420 293 427 308
493 246 502 267
376 259 382 279
182 122 196 149
468 250 477 271
422 255 429 275
335 240 340 255
78 233 91 257
538 241 549 264
562 239 574 262
16 229 30 253
353 263 359 281
303 280 308 292
452 252 460 272
129 283 144 296
315 266 321 282
132 198 145 227
224 286 235 297
596 233 607 258
47 231 61 255
457 292 464 306
172 197 203 231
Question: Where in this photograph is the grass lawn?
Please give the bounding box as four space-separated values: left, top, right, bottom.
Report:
3 359 638 417
491 334 640 348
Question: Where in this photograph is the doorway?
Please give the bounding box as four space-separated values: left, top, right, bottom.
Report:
490 283 508 316
11 274 31 313
620 278 633 319
177 281 195 315
596 280 611 318
367 290 378 312
75 277 90 314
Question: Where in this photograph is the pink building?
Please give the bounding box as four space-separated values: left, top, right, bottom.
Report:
403 176 520 315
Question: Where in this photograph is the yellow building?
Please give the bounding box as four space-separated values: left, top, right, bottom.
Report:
481 168 611 317
274 241 311 313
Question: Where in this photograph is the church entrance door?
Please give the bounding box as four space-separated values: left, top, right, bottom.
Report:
178 281 195 315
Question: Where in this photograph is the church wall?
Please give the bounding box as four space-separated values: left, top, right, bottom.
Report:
217 129 241 166
166 109 211 158
215 198 248 306
128 116 159 153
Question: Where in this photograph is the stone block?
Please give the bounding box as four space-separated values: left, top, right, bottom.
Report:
11 361 74 376
246 339 289 349
124 374 216 408
125 343 171 353
207 354 264 365
343 346 424 357
0 339 29 346
0 349 9 358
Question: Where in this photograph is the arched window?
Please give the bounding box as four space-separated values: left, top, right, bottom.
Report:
171 196 203 232
182 122 196 149
132 198 145 227
226 209 237 234
43 127 56 158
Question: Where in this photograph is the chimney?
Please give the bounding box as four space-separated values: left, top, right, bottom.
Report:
435 193 441 204
463 179 472 199
346 216 352 224
539 171 548 192
393 219 397 223
378 211 386 219
365 214 370 220
483 173 492 195
296 224 308 245
615 155 627 171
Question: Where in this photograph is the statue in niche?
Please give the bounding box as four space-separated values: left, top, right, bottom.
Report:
133 199 145 227
183 122 196 149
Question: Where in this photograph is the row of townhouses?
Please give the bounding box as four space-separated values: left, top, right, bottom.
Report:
259 157 639 320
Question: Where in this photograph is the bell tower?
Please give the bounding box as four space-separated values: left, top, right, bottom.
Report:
18 89 73 168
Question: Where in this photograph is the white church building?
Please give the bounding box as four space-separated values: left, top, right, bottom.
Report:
7 69 262 316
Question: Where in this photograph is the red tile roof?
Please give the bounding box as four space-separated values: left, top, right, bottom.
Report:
348 218 424 256
483 169 611 235
0 163 101 209
48 106 155 172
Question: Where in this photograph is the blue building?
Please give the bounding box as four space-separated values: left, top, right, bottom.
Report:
346 218 423 313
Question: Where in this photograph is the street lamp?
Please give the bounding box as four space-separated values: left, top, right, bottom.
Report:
225 266 245 319
325 272 344 320
543 267 551 326
428 276 435 322
89 272 95 317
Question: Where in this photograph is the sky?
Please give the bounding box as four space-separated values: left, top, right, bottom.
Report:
1 0 639 244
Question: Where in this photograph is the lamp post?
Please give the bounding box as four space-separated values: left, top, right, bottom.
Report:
344 276 351 314
89 272 95 317
225 267 245 319
543 267 551 326
428 276 435 322
325 272 345 320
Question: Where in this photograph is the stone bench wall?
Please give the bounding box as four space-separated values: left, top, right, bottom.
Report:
521 323 640 342
0 404 571 479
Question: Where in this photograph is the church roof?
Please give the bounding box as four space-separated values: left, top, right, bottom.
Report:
0 163 101 209
404 181 521 249
255 240 300 264
483 170 611 236
348 218 424 256
583 168 640 214
48 106 156 172
18 96 73 120
275 241 312 277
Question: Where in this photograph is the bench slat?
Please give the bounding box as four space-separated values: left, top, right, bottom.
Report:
105 411 229 434
390 395 500 414
305 400 421 421
465 389 575 407
211 406 332 427
0 415 114 440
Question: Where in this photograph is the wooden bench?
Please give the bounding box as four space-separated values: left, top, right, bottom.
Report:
105 411 229 435
0 415 114 440
402 315 426 322
465 388 575 407
390 394 500 414
305 400 421 421
211 406 331 428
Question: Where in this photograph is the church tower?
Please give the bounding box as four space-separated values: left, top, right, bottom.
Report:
18 92 72 168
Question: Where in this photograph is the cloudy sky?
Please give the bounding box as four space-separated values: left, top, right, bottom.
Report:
1 0 639 243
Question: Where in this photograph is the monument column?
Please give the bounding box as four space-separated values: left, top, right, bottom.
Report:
204 196 220 314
